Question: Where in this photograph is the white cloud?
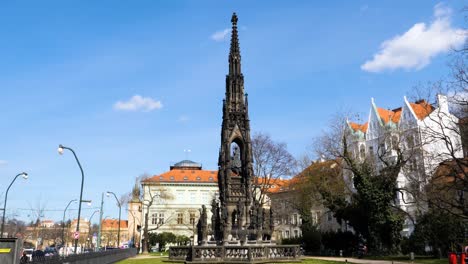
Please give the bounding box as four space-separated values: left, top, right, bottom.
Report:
0 160 7 166
114 95 163 112
361 3 467 73
211 28 231 42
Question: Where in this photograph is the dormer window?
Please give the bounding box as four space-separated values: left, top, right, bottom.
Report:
159 176 163 181
209 177 214 181
183 176 188 181
170 176 175 181
196 176 201 181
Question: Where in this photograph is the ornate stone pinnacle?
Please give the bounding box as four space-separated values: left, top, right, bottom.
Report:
231 12 238 26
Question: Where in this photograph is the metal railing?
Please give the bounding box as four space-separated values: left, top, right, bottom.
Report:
28 248 136 264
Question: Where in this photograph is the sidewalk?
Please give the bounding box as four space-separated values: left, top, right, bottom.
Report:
305 256 410 264
128 253 167 259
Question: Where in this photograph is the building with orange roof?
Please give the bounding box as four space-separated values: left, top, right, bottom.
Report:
140 160 219 241
100 219 129 248
267 162 345 241
345 94 463 236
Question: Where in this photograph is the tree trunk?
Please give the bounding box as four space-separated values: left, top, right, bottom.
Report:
142 212 149 254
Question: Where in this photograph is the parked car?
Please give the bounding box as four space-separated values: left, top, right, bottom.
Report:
44 247 57 256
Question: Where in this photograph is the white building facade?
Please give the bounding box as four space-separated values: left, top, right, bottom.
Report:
141 160 219 241
346 95 463 235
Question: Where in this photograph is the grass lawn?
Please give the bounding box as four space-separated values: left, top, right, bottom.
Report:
116 257 345 264
365 256 446 264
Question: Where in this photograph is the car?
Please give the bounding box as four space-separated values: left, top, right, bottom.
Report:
23 248 34 261
44 247 57 256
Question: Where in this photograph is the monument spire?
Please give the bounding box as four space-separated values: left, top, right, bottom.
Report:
226 12 245 112
229 12 241 76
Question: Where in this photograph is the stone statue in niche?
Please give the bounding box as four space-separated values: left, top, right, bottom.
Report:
231 146 242 175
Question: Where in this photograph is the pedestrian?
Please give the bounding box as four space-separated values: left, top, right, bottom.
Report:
20 252 29 263
32 246 45 261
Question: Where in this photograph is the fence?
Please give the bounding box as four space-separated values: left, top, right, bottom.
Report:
169 245 301 263
27 248 137 264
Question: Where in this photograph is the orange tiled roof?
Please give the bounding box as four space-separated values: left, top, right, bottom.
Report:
349 122 368 133
144 169 218 183
102 219 128 229
256 178 293 193
409 100 434 120
377 107 402 124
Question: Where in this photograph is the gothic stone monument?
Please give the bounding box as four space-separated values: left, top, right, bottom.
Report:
169 13 301 263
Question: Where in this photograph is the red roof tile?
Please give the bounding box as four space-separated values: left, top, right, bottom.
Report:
409 100 434 120
349 122 368 133
144 169 218 183
102 219 128 229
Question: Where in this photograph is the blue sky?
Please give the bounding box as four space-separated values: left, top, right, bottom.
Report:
0 1 466 225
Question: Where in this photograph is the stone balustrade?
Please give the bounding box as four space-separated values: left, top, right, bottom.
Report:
169 245 301 263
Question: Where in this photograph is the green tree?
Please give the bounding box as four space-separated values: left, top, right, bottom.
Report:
409 210 465 256
148 232 177 251
314 115 408 254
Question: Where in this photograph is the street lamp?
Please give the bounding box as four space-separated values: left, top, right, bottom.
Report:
1 172 28 238
58 144 85 254
88 209 100 250
62 199 77 247
106 191 121 248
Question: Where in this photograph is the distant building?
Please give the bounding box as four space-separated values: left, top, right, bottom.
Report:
268 173 342 241
141 160 218 241
39 220 55 228
128 181 142 247
101 219 129 247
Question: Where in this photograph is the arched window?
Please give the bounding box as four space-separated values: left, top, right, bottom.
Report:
359 144 365 159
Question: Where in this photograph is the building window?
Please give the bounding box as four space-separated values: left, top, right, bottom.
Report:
359 144 365 159
312 212 318 225
190 213 196 225
189 191 197 203
294 230 299 238
158 213 164 225
327 212 333 222
170 176 175 181
209 177 214 181
392 135 399 150
285 230 290 238
177 190 185 202
183 176 188 181
293 214 298 225
196 176 201 181
177 213 183 224
201 191 209 204
151 213 158 225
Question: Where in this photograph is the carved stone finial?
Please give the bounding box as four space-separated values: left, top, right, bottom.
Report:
231 12 238 26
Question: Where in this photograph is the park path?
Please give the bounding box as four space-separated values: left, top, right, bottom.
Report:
306 256 410 264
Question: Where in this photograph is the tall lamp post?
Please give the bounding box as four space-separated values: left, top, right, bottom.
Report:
61 199 77 247
106 191 121 248
1 172 28 238
88 209 100 249
58 144 85 254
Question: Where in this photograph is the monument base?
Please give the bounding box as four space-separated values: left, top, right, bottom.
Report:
168 244 301 263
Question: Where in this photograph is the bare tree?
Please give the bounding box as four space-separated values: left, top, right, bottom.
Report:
139 174 175 254
251 132 296 206
404 42 468 220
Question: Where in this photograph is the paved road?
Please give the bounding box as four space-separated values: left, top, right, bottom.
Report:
305 256 410 264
